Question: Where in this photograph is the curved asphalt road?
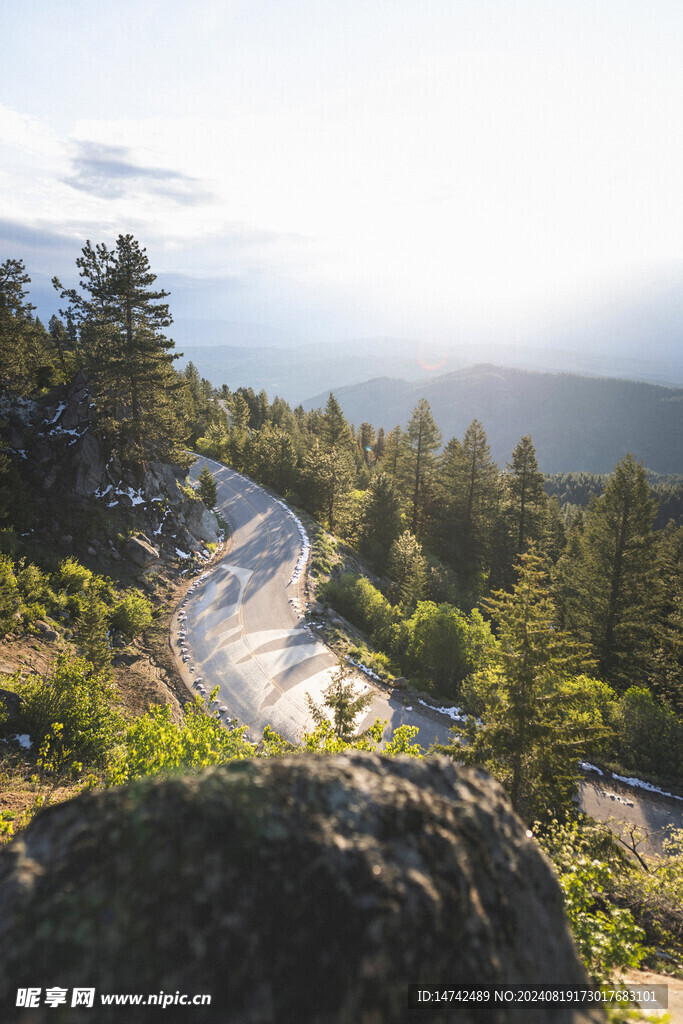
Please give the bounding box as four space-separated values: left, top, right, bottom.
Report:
172 457 452 748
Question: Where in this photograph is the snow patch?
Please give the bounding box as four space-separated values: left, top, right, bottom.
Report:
48 402 67 425
611 773 683 802
346 656 381 682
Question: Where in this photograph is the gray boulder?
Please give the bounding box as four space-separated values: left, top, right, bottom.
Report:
124 535 159 568
184 500 220 546
0 754 603 1023
34 620 59 642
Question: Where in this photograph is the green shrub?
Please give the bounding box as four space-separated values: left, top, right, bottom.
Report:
322 573 396 647
111 590 154 638
6 655 123 774
0 555 20 634
404 602 495 697
538 818 648 981
609 687 683 782
57 557 93 594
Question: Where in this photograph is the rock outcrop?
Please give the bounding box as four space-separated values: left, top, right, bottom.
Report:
0 754 604 1023
3 371 221 562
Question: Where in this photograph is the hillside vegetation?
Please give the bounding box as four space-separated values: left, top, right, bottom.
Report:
1 238 682 990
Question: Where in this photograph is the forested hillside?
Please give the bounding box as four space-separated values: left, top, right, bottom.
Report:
303 366 683 474
2 240 683 984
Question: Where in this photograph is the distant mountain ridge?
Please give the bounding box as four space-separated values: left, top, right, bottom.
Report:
175 335 683 407
303 365 683 474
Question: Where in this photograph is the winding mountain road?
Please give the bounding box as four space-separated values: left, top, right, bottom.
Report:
172 457 452 748
171 458 683 852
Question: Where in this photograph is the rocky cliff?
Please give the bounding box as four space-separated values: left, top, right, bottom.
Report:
0 753 604 1023
3 369 220 569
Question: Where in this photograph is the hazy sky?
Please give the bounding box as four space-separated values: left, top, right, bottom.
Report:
2 0 682 349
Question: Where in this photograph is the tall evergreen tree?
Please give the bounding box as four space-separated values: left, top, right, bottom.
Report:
196 465 218 508
303 444 354 530
403 399 441 537
650 523 683 710
357 422 376 465
358 472 403 570
437 420 499 600
53 235 183 459
443 548 604 822
560 453 657 688
380 426 403 479
0 259 53 392
506 435 547 556
321 392 353 451
388 530 427 608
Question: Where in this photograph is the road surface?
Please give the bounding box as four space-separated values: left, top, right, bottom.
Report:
172 458 452 749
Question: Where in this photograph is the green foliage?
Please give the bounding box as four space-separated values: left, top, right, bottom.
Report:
106 694 254 784
609 687 683 783
538 818 648 982
5 655 123 775
0 554 20 633
445 548 608 822
111 590 154 639
302 445 355 530
557 454 657 689
387 530 427 608
53 234 184 460
0 258 57 393
404 601 495 697
383 723 425 758
306 661 374 741
196 464 218 508
402 398 442 537
436 421 499 603
506 434 548 558
76 583 112 671
321 574 397 649
249 425 299 494
57 556 93 594
358 471 403 570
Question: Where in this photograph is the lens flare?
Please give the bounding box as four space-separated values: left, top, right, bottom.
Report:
416 344 448 372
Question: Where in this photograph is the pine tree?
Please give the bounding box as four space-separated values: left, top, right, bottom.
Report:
359 472 403 570
303 444 354 530
388 530 427 608
562 454 657 688
196 465 218 508
306 661 374 740
53 235 183 460
77 584 112 672
650 523 683 710
402 399 441 537
251 425 298 493
444 548 605 822
437 420 499 600
0 259 54 392
321 392 353 451
506 435 547 556
357 422 376 465
380 426 403 479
